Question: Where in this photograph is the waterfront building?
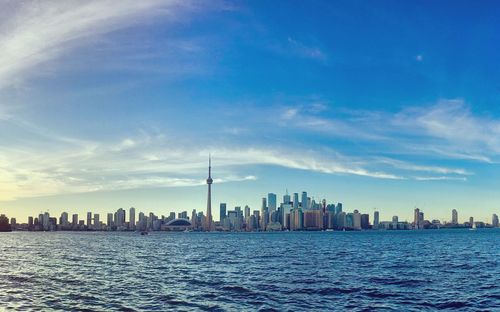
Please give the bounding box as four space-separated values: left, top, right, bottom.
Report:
493 214 499 228
361 214 370 229
452 209 458 225
87 212 92 228
293 193 299 209
244 205 250 219
220 203 227 222
129 207 136 230
93 214 100 230
268 193 277 212
335 203 343 214
72 214 78 227
373 211 380 229
301 192 308 210
303 210 323 230
353 210 361 230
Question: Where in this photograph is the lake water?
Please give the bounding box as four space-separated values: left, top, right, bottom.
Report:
1 230 499 311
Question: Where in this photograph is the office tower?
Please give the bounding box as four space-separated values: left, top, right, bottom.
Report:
469 216 474 227
414 208 420 229
361 214 370 229
261 197 268 230
10 218 16 229
303 210 323 230
335 203 343 214
93 214 100 230
293 193 299 209
129 207 136 230
179 211 188 219
346 213 354 229
191 209 197 227
492 214 499 227
244 205 250 219
283 191 291 205
205 155 213 231
220 203 227 222
28 217 34 229
115 208 126 228
107 213 113 227
301 192 308 209
253 210 260 229
87 212 92 228
336 212 346 230
72 214 78 226
374 211 380 229
452 209 458 224
60 212 69 228
353 210 361 230
268 193 277 212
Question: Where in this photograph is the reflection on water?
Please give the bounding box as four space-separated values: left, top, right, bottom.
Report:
1 230 499 311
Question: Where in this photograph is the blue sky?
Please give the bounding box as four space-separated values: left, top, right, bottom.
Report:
1 0 500 223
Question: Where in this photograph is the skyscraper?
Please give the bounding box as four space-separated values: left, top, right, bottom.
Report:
452 209 458 224
492 214 499 228
86 212 92 228
373 211 380 229
268 193 277 212
205 155 213 231
129 207 136 230
414 208 420 229
293 193 299 209
220 203 227 222
301 191 308 210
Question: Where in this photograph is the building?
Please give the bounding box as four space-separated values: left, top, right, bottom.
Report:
129 207 136 230
164 218 192 231
492 214 499 228
268 193 277 212
452 209 458 224
301 192 308 210
373 211 380 229
220 203 227 222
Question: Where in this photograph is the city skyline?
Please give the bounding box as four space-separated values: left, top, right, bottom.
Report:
2 1 500 222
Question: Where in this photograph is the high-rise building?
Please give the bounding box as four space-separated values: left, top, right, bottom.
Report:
244 205 250 219
492 214 499 228
301 192 308 210
107 213 113 227
414 208 421 229
293 193 299 209
93 214 100 230
129 207 136 230
361 214 370 229
72 214 78 227
283 191 291 205
205 155 213 231
268 193 277 212
60 212 69 228
353 210 361 230
373 211 380 229
86 212 92 228
261 197 268 230
452 209 458 224
220 203 227 222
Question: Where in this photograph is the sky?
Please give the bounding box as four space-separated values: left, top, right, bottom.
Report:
1 0 500 223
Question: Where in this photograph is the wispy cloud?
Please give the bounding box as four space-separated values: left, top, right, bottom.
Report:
0 0 199 89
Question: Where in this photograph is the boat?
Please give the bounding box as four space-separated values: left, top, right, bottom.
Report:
469 222 477 231
140 231 149 235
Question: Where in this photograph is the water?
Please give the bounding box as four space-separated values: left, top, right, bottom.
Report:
1 230 499 311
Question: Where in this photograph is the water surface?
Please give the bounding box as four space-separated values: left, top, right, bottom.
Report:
1 230 499 311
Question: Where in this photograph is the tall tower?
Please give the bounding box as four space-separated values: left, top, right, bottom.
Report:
205 155 213 231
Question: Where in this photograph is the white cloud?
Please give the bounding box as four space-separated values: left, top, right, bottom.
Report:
0 0 195 89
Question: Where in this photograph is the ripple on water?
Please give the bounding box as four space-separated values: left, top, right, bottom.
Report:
0 230 499 311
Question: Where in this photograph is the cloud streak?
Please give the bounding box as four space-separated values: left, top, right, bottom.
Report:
0 0 195 89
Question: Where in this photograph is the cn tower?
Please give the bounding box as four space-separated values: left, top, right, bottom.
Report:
205 155 213 231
